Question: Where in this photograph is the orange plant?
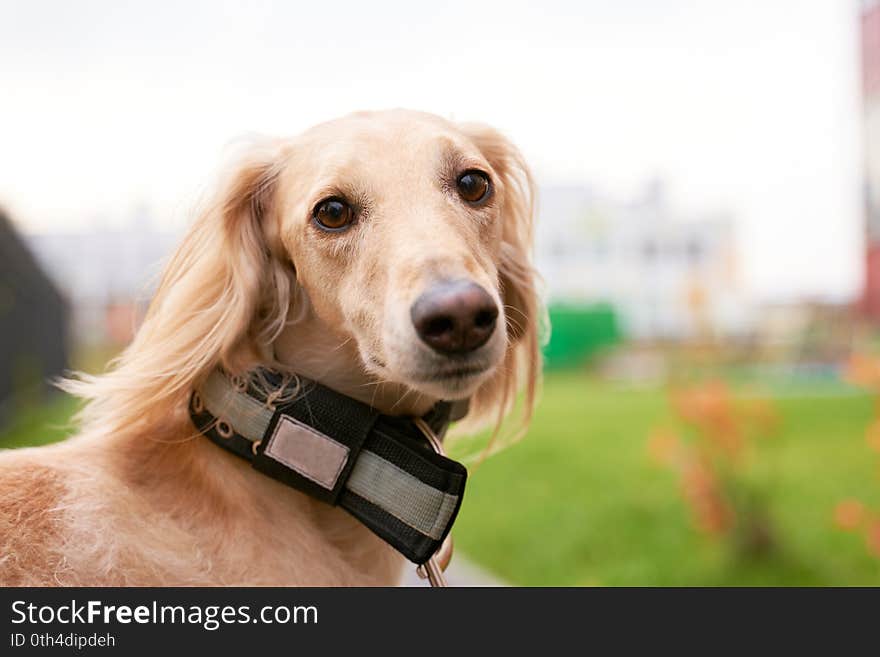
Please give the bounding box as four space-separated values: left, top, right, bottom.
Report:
833 355 880 557
648 380 780 557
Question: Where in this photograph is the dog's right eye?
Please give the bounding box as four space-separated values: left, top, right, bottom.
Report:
313 198 353 231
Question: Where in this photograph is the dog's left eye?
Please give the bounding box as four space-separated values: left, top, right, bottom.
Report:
456 170 491 204
313 198 354 231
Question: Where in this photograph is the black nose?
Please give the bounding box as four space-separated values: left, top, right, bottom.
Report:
411 280 499 354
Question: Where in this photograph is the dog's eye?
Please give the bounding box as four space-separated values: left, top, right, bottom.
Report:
313 198 353 231
456 170 491 204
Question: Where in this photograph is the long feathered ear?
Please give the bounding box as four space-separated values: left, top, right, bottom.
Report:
458 123 542 441
63 137 293 436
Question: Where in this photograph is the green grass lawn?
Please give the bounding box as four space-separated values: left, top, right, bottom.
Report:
0 394 81 449
448 373 880 585
3 373 880 585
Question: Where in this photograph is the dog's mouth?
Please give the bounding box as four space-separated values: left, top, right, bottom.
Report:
415 364 490 382
369 353 490 382
364 348 494 396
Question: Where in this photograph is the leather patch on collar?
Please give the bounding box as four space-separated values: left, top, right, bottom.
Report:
264 416 349 490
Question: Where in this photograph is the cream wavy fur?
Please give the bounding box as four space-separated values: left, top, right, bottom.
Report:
0 110 540 586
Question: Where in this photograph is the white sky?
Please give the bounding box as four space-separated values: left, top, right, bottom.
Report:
0 0 862 302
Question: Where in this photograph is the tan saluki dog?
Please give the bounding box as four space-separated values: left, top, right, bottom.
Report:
0 110 540 586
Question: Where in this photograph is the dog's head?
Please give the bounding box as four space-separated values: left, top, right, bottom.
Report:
260 110 534 403
69 110 539 434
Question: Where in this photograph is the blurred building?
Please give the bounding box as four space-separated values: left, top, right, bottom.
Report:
0 209 69 421
25 207 178 345
862 0 880 319
753 301 855 367
20 184 744 351
536 182 747 340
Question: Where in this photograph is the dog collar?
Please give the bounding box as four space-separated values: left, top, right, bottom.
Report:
189 369 468 566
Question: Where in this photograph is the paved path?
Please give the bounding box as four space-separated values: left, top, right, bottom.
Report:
401 555 505 587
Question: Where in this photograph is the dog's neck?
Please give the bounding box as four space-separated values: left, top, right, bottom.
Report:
99 313 419 585
272 314 438 418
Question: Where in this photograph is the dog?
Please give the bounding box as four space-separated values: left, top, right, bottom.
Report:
0 109 540 586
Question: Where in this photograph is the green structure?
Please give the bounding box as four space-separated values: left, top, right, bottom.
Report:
542 303 620 369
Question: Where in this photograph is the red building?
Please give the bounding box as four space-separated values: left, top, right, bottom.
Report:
862 1 880 318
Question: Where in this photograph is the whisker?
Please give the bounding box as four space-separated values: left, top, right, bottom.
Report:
389 386 414 413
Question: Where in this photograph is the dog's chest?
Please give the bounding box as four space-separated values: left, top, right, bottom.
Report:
123 492 404 586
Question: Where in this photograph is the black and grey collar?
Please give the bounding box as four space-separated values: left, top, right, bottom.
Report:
189 369 468 565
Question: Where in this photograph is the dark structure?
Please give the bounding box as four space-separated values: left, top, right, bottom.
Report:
0 208 69 425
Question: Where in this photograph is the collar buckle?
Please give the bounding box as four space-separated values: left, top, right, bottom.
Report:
412 417 455 588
